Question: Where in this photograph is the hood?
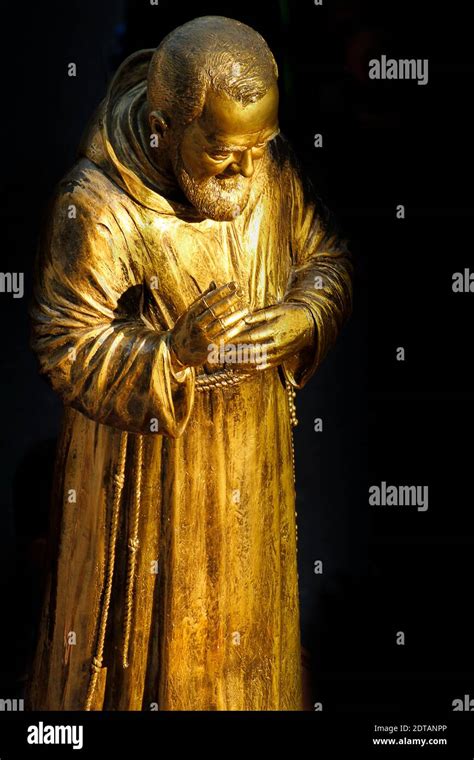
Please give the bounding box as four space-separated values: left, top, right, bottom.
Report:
79 49 203 218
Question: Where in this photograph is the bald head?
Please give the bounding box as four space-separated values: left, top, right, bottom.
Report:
147 15 278 128
145 17 279 221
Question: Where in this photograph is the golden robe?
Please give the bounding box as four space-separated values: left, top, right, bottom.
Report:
26 50 352 711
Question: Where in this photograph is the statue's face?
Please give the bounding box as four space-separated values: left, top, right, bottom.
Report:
172 82 279 221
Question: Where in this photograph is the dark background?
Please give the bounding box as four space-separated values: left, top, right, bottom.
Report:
0 0 473 718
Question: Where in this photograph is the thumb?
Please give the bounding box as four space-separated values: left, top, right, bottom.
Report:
197 281 217 300
204 280 217 294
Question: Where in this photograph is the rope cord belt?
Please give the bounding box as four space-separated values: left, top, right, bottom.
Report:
195 367 253 390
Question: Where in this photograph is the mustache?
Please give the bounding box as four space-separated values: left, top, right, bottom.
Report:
171 145 253 220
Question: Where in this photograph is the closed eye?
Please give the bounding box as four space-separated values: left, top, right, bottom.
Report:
207 139 272 162
208 152 231 161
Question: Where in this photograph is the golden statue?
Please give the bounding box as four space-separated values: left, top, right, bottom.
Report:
26 16 352 711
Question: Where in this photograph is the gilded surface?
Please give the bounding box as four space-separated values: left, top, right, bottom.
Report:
26 17 352 711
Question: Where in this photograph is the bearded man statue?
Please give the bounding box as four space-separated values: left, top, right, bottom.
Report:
26 15 352 711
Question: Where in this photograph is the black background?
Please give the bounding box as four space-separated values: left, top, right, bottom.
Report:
0 0 473 731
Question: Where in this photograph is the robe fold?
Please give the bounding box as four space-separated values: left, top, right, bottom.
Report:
25 49 352 711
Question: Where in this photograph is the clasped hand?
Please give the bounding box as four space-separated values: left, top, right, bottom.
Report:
170 280 315 371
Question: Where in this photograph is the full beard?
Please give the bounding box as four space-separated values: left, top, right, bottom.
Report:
172 149 253 222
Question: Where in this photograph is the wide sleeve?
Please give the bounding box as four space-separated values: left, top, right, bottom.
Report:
282 150 353 388
30 183 195 436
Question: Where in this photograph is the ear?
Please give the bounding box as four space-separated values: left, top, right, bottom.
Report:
148 110 169 138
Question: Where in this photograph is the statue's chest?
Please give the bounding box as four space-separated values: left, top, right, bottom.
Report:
141 211 257 283
134 203 289 323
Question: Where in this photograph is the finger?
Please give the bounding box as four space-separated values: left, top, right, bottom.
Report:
231 322 277 344
256 344 282 362
229 340 274 368
209 292 246 319
218 319 253 342
254 343 290 369
220 307 250 328
190 281 236 317
202 281 240 308
190 280 217 308
243 306 280 325
196 292 245 327
209 315 250 342
206 309 249 338
201 280 217 295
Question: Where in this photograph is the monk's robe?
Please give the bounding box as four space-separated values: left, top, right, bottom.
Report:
25 50 352 711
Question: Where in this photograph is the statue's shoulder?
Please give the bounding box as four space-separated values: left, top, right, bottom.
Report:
53 157 127 220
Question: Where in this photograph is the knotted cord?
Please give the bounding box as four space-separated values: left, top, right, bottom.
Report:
84 432 128 710
122 435 144 668
195 367 252 390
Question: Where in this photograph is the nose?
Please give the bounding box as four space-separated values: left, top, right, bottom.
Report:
237 149 254 178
